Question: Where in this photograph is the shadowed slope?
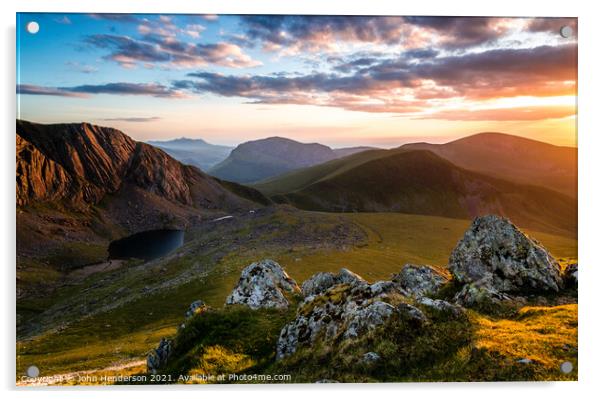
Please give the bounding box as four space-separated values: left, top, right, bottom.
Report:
273 150 576 235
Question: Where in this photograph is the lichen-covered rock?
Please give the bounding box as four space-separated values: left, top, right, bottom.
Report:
345 301 397 339
225 259 300 309
453 282 512 308
147 338 172 374
301 268 370 298
185 300 209 318
337 268 366 286
301 272 337 297
392 264 449 297
361 352 381 365
449 215 562 294
368 280 403 297
563 263 578 286
417 297 465 318
276 280 426 359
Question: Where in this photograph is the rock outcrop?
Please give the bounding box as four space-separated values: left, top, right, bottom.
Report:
225 259 300 309
301 268 366 297
453 282 512 308
563 263 578 286
185 300 209 318
392 264 449 297
16 120 258 210
276 274 426 359
147 338 172 374
449 215 562 296
416 297 465 318
361 352 381 365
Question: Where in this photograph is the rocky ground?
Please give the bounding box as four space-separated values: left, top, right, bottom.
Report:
142 215 578 383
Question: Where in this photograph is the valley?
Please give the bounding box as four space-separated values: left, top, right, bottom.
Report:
15 121 578 383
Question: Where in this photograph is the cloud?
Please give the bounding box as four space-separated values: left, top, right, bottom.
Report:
100 116 161 122
17 83 185 98
239 15 409 53
176 43 576 115
527 17 577 35
85 33 261 69
418 105 576 121
403 16 511 49
88 13 140 24
237 16 526 54
17 84 87 98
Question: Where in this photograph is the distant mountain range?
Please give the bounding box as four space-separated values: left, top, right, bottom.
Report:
253 133 577 235
147 137 233 171
16 122 577 239
207 136 376 183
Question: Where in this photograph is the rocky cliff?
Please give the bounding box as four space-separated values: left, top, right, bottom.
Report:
16 120 264 211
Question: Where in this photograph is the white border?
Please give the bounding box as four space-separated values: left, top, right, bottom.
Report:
2 1 601 398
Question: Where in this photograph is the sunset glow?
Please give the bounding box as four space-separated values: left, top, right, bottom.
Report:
16 14 577 147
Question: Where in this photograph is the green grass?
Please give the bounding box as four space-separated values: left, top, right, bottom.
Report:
16 211 577 381
161 305 296 383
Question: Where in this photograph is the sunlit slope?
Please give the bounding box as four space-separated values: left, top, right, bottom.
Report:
255 132 577 199
253 148 403 195
270 151 576 236
403 132 577 198
17 211 577 378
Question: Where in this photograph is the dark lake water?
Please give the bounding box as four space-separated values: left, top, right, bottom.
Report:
108 229 184 261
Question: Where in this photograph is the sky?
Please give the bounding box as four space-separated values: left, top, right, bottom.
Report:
16 13 577 148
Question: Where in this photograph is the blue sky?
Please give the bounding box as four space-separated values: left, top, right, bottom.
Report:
16 13 577 147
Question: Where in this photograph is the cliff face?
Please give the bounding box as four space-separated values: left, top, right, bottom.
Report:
16 120 249 209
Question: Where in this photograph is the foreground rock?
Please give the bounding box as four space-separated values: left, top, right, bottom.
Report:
225 259 300 309
277 272 426 359
301 268 366 297
449 215 562 296
147 338 172 374
452 282 512 308
563 263 578 286
416 297 465 318
392 264 449 297
185 300 209 318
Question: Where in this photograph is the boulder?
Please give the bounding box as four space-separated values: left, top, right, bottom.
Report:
301 272 337 297
453 282 512 308
337 268 366 286
417 297 465 318
185 300 208 318
449 215 562 294
276 281 426 359
563 263 578 286
226 259 300 309
392 264 448 297
345 301 397 339
147 338 172 374
301 268 368 298
361 352 381 365
368 280 404 297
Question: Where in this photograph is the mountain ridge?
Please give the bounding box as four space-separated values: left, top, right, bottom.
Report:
270 149 576 236
208 136 376 183
147 137 233 171
401 132 577 197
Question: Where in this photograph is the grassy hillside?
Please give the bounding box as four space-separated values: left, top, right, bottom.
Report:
403 132 577 198
268 150 576 236
17 210 576 380
255 133 577 200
